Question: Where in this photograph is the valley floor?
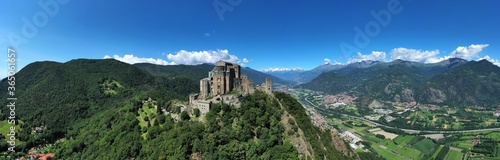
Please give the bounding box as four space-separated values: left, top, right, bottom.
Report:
284 88 500 160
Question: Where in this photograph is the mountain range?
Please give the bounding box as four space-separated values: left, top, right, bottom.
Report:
263 61 381 83
299 58 500 107
134 63 291 85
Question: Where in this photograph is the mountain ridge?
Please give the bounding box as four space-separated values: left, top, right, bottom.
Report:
299 58 500 107
134 62 292 85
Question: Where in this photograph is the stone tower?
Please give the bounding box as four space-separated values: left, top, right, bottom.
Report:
211 60 241 96
199 78 211 99
264 77 272 94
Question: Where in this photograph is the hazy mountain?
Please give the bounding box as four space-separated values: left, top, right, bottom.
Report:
135 63 292 85
295 63 346 83
300 58 500 107
265 61 383 83
263 63 345 83
261 68 304 82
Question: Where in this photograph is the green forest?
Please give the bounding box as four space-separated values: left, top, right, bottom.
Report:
0 59 357 159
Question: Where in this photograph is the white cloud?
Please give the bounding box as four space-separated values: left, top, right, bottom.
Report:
166 49 248 65
104 49 248 66
103 54 175 65
450 44 489 60
478 55 500 67
348 51 386 63
390 48 440 63
324 58 331 64
387 44 490 63
242 58 249 63
261 67 304 72
204 33 211 37
425 56 451 64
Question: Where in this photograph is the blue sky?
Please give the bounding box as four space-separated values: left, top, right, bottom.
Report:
1 0 499 77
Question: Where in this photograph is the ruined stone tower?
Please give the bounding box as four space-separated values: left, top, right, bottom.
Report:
261 77 272 95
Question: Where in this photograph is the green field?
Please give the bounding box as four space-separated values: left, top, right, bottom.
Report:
394 135 415 145
473 158 500 160
325 107 500 159
396 147 423 159
455 141 474 150
372 145 406 160
0 120 23 144
363 135 383 143
445 150 463 160
413 139 437 155
489 132 500 139
136 101 158 128
497 144 500 157
101 80 124 95
379 139 399 150
432 145 444 159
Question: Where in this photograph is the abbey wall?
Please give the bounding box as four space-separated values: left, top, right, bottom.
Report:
189 60 272 115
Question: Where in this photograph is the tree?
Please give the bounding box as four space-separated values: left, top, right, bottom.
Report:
157 114 166 124
375 134 386 139
193 108 200 117
147 126 161 140
174 106 181 114
180 111 190 121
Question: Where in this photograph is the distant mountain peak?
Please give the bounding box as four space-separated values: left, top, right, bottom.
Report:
477 59 493 64
345 60 381 68
261 67 304 72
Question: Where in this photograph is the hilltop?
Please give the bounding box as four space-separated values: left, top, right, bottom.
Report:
0 59 361 159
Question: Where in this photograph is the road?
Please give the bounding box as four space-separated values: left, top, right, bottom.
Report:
302 95 500 134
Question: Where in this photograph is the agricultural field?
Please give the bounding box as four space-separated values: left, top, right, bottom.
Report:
327 114 500 159
372 145 406 160
369 128 399 140
332 117 441 160
385 106 500 131
413 139 438 155
303 88 500 159
431 145 444 159
394 135 415 145
445 149 463 160
396 147 423 159
0 120 24 144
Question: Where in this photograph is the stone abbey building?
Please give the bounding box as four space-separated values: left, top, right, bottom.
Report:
189 60 272 115
199 60 256 99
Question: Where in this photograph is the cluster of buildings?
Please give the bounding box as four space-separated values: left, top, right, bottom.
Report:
339 130 363 149
323 94 357 105
189 60 272 115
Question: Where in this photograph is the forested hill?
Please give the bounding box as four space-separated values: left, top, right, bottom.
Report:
53 90 360 159
0 59 198 153
1 59 154 130
133 63 213 81
0 59 361 159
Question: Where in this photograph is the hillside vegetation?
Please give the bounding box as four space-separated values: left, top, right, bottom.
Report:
0 59 352 159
